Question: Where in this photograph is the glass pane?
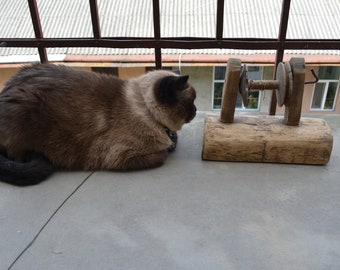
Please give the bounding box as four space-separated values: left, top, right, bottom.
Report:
214 99 222 109
324 82 338 110
312 83 326 109
213 82 224 109
247 91 259 109
215 67 226 80
236 93 243 108
247 66 262 80
244 66 261 109
318 66 340 80
214 83 223 98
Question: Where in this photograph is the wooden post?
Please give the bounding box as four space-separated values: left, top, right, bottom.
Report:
220 58 241 123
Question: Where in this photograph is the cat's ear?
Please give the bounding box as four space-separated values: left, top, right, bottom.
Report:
156 75 190 105
176 75 189 91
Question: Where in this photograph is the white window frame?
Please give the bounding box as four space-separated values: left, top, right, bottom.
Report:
212 66 262 111
310 78 339 112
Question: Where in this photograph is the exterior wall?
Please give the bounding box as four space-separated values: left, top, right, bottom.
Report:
300 66 320 114
73 66 92 72
301 66 340 114
0 68 18 91
118 67 145 79
179 66 213 111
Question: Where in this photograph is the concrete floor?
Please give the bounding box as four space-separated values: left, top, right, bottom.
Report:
1 112 340 270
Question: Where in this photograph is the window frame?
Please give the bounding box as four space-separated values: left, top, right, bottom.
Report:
310 67 340 112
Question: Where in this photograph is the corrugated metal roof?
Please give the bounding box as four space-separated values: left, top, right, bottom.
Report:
160 0 216 37
287 0 340 39
99 0 154 37
37 0 93 38
0 0 339 61
0 1 34 38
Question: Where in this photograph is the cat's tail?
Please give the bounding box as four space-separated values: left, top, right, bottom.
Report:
0 152 54 186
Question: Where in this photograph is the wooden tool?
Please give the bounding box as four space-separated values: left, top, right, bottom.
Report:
202 57 333 165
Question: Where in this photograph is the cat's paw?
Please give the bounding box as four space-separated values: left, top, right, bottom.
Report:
166 129 177 152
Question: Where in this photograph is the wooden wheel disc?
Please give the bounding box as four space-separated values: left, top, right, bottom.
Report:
276 62 287 107
284 62 293 106
239 65 249 107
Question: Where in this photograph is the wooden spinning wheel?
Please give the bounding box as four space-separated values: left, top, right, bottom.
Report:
202 58 333 165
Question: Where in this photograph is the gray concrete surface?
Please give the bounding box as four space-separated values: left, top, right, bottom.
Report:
1 112 339 270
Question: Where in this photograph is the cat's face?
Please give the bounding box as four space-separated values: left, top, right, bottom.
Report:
150 71 197 131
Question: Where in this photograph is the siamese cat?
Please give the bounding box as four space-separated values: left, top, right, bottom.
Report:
0 64 196 186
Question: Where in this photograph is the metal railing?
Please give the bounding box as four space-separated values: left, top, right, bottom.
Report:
0 0 339 114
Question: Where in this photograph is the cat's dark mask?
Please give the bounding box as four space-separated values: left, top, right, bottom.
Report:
156 75 190 105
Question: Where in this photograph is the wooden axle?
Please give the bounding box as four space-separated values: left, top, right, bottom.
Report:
239 62 289 107
248 80 279 91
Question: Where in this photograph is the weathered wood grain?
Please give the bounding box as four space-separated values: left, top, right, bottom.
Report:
202 115 333 165
220 58 241 123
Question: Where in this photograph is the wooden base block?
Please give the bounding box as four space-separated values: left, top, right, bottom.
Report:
202 115 333 165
